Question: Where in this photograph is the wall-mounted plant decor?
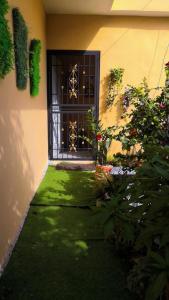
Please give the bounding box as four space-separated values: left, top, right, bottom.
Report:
106 68 124 109
0 0 13 78
12 8 28 90
29 39 41 96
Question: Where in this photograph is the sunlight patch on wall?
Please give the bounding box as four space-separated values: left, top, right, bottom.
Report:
112 0 169 13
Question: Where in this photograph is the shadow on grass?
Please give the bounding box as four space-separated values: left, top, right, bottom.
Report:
32 168 96 206
0 169 136 300
0 206 135 300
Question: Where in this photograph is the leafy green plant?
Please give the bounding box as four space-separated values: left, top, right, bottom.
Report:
128 250 169 300
12 8 28 89
98 178 136 248
80 109 116 164
145 251 169 300
112 151 143 169
94 167 137 244
29 39 41 96
115 79 169 152
97 144 169 299
128 146 169 253
0 0 13 78
106 68 124 109
122 84 145 112
96 64 169 300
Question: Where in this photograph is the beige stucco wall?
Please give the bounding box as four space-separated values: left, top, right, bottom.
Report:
47 15 169 153
0 0 48 269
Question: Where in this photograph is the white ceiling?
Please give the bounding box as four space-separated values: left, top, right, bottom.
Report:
43 0 169 16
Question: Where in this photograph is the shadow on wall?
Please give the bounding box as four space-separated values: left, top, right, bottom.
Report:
0 109 34 270
100 75 109 115
47 15 169 51
47 15 169 126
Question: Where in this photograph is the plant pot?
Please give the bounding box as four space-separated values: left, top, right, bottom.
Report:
96 165 113 174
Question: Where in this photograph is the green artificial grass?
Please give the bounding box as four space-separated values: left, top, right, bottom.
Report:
0 169 136 300
16 206 104 244
33 167 96 206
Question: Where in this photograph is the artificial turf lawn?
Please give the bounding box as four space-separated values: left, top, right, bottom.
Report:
32 168 96 206
0 168 136 300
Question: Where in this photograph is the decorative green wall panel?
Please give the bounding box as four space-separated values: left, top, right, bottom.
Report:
12 8 28 90
0 0 13 79
29 39 41 97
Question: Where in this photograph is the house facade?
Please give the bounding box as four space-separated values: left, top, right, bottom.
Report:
0 0 169 270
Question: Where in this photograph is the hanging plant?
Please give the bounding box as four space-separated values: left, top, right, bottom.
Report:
29 39 41 97
12 8 28 90
106 68 124 109
0 0 13 78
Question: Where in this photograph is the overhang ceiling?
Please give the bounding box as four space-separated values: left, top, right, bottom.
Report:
43 0 169 16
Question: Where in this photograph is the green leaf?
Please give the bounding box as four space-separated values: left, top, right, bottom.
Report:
145 272 167 300
161 227 169 247
165 249 169 267
149 252 166 268
104 218 114 238
123 222 135 243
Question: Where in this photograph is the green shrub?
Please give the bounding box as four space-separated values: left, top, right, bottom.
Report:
115 79 169 152
95 64 169 299
29 39 41 96
80 109 116 164
0 0 13 78
12 8 28 89
128 250 169 300
98 145 169 299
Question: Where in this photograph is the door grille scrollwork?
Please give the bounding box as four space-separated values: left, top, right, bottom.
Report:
69 121 77 152
69 64 78 99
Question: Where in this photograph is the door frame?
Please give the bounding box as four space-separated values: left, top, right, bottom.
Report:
47 50 100 160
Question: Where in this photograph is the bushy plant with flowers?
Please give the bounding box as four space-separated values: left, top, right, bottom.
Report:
114 75 169 154
80 109 116 164
96 63 169 300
